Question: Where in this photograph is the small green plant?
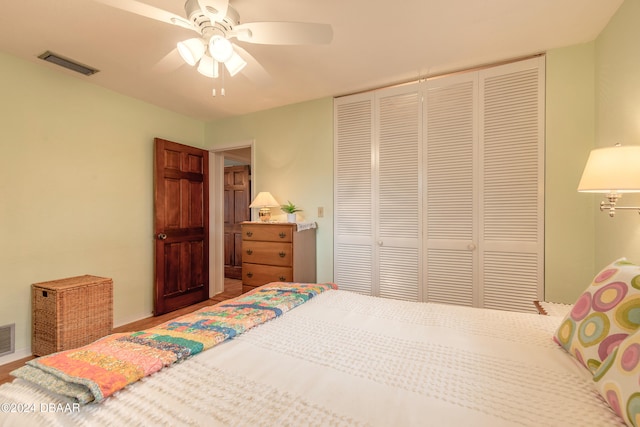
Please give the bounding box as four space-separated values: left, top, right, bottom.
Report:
281 200 302 213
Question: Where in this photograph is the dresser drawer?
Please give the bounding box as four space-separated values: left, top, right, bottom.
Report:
242 224 293 243
242 263 293 286
243 241 292 266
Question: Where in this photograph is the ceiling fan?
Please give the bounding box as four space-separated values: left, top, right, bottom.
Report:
96 0 333 83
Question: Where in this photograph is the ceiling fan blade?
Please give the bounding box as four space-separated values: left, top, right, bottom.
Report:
233 22 333 45
197 0 229 23
152 48 185 73
233 45 272 86
93 0 194 31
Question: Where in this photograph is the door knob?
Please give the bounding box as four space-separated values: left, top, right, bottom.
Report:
467 243 476 251
157 233 167 240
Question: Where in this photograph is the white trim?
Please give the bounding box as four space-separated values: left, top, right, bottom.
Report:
208 140 255 297
0 347 31 366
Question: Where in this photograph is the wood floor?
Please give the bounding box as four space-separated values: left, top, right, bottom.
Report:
0 278 242 386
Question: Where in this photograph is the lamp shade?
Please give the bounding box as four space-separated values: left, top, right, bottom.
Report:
223 51 247 77
208 35 234 63
197 54 219 78
177 38 206 66
249 192 279 208
578 145 640 193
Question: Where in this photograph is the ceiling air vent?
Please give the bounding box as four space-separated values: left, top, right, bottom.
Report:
0 324 15 357
38 51 99 76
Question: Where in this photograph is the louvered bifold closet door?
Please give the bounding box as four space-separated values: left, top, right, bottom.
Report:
376 84 421 301
424 73 478 306
478 57 545 313
334 93 374 294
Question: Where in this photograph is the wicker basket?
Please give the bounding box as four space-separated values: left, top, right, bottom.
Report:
32 275 113 356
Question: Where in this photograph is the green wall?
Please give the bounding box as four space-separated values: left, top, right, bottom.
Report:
544 44 597 302
594 0 640 269
0 51 206 361
205 98 335 282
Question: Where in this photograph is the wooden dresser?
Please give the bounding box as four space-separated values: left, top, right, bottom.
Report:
241 222 316 293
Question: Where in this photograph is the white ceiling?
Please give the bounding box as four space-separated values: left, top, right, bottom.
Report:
0 0 624 121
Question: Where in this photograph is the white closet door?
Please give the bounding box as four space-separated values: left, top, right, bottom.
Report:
479 57 545 313
376 84 421 301
424 73 478 306
334 84 421 301
334 93 374 294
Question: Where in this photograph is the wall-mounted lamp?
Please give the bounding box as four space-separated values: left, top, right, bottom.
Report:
578 144 640 217
249 192 280 222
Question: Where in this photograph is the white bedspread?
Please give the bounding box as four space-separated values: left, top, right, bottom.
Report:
0 290 625 426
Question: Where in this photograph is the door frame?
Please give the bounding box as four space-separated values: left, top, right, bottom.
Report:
208 139 255 297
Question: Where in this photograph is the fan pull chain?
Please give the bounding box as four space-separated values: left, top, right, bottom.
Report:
212 63 226 97
221 68 226 96
212 58 217 97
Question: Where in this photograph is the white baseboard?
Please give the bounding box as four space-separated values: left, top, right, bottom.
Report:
0 347 32 366
113 311 154 329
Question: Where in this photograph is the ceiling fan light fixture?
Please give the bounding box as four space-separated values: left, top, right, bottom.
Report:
208 35 234 63
224 51 247 76
197 54 219 78
177 38 206 66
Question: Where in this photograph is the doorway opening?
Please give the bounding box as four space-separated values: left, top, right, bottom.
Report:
209 141 254 297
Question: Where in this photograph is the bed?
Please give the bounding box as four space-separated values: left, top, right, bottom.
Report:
0 274 634 426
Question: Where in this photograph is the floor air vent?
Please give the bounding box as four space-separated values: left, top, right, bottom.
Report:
38 51 99 76
0 324 15 357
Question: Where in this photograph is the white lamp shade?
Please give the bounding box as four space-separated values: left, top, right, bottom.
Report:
197 55 219 78
208 35 234 63
177 38 206 66
578 145 640 193
249 192 280 208
224 51 247 76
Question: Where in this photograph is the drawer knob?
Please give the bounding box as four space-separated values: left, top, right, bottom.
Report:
279 251 286 258
246 249 253 255
246 231 253 237
279 232 286 239
279 276 286 281
247 272 253 278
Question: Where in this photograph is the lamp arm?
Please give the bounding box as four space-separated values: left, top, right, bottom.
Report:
599 193 640 217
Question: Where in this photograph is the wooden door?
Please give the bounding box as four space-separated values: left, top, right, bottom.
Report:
224 165 250 279
154 138 209 315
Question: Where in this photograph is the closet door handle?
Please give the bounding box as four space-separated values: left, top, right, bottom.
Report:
467 244 477 251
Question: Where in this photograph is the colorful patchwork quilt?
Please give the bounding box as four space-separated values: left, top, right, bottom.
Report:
11 282 337 404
